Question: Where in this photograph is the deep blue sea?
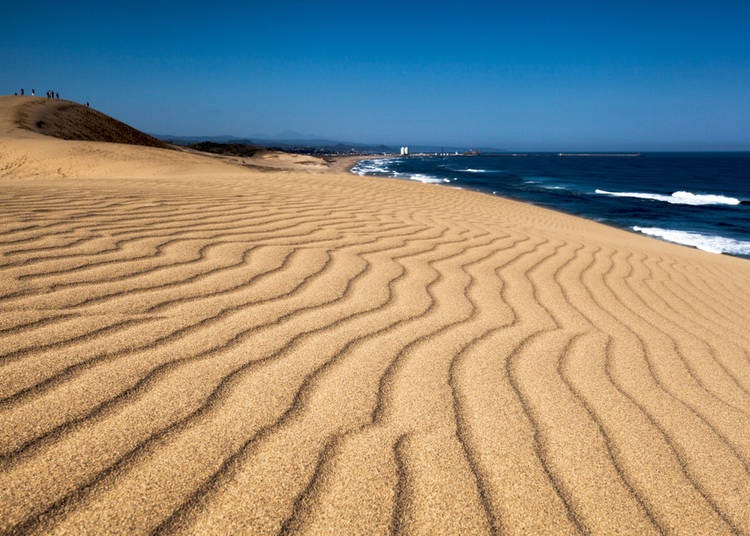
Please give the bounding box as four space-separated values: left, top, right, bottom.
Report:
351 153 750 259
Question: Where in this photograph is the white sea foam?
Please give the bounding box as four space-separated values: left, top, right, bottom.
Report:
596 189 740 206
632 227 750 255
395 173 451 184
523 179 570 191
447 167 508 174
351 161 452 185
350 158 398 176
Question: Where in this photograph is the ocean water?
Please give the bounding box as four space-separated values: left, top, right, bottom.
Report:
351 153 750 258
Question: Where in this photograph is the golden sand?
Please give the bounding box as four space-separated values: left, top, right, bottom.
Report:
1 96 750 534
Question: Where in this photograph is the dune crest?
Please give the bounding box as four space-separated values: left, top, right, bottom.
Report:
1 96 750 535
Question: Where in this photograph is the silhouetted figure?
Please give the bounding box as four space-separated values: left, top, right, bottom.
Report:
86 101 90 107
31 89 35 96
20 88 24 96
56 92 59 99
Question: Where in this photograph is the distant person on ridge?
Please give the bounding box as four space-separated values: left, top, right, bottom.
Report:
20 88 24 96
56 92 59 99
31 89 35 96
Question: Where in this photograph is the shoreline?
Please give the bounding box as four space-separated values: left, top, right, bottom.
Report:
326 153 396 174
346 154 750 259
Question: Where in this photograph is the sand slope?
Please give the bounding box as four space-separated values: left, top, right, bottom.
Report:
0 97 328 180
1 97 750 535
14 98 169 148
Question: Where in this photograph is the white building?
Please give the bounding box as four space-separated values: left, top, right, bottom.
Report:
400 146 410 156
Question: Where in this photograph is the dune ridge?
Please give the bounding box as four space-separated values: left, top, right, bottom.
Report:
1 96 750 534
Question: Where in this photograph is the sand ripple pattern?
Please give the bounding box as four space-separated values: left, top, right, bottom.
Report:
1 175 750 535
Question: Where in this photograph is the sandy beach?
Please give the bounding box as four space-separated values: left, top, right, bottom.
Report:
1 96 750 535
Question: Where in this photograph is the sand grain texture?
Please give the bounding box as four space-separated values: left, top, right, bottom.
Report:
1 96 750 535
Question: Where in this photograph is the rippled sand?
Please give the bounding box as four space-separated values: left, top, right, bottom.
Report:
2 96 750 535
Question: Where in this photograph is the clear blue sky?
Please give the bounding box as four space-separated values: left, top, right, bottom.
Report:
3 1 749 150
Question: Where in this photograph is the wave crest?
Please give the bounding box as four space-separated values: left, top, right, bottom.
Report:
395 173 451 184
632 226 750 255
596 189 740 206
350 158 398 176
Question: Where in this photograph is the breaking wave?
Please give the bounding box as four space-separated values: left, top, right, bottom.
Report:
395 173 452 184
351 159 453 184
596 189 740 206
632 226 750 255
350 158 398 176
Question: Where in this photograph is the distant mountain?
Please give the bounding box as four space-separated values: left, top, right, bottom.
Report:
154 134 251 144
154 134 396 154
185 141 264 158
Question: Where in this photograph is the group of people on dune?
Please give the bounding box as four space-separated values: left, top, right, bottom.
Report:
14 88 59 99
12 88 89 107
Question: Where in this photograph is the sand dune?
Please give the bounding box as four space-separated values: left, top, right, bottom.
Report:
1 96 750 534
0 97 328 180
14 98 169 148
